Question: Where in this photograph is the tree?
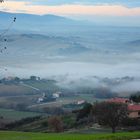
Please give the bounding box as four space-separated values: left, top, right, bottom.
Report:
30 76 37 81
76 103 92 121
47 116 64 133
130 92 140 103
14 77 20 83
0 116 4 129
92 102 128 133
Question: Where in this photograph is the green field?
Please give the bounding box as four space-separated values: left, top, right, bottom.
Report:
0 131 140 140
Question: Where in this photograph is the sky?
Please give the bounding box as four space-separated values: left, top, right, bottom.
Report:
0 0 140 25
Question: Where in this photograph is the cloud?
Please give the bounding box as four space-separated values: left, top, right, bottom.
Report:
6 0 140 8
1 1 140 16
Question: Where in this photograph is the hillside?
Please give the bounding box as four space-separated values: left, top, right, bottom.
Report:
0 34 90 63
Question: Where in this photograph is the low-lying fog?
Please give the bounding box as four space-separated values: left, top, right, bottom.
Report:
1 62 140 95
0 21 140 95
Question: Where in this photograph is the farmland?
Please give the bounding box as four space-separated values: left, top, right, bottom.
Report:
0 131 140 140
0 108 42 122
0 78 105 114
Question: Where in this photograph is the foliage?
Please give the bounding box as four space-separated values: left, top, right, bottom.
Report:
122 117 140 127
62 114 76 129
41 121 48 127
30 76 38 81
47 116 64 133
6 116 41 129
92 102 128 133
130 92 140 103
76 103 92 121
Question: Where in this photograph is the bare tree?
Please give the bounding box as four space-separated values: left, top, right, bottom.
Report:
92 102 128 133
48 116 64 133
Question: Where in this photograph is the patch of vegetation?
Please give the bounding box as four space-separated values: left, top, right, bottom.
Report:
6 116 41 129
0 131 140 140
0 108 42 121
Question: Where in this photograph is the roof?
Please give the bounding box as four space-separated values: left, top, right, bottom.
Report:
107 98 129 103
128 104 140 111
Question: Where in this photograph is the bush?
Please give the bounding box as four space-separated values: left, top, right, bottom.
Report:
122 117 140 126
6 116 41 129
41 121 48 127
62 115 76 129
76 103 92 121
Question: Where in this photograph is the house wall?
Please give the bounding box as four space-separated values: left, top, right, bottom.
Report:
129 111 140 118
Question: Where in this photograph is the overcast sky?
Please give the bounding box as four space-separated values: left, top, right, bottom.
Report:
0 0 140 25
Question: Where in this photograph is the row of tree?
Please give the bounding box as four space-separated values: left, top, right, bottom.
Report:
47 102 128 133
4 101 140 133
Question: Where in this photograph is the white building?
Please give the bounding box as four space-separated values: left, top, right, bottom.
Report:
52 92 62 98
37 97 44 103
77 100 86 105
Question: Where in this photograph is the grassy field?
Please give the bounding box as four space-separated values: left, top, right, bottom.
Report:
0 131 140 140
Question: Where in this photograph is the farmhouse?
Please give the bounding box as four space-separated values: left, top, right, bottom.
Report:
37 93 56 103
77 100 86 105
52 92 62 98
128 104 140 118
107 97 140 119
107 98 130 104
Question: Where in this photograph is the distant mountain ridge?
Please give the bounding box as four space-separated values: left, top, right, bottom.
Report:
0 11 72 21
0 11 79 32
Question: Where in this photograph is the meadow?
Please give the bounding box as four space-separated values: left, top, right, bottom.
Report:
0 131 140 140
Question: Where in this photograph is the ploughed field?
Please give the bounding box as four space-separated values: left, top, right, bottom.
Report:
0 131 140 140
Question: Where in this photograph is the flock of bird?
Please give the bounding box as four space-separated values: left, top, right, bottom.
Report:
0 0 16 52
0 17 16 53
0 0 17 72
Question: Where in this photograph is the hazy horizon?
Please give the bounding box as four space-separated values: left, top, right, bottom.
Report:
0 0 140 93
0 0 140 26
